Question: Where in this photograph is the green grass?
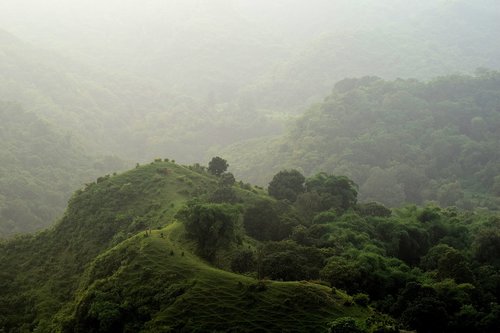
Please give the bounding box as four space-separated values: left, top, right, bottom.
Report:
62 222 372 332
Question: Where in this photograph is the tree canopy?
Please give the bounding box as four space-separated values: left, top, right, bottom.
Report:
208 157 229 176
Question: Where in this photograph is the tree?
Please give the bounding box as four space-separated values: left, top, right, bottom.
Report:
473 228 500 267
208 156 228 176
328 317 363 333
305 173 358 211
260 241 324 281
219 172 236 187
243 200 293 241
230 250 256 273
176 202 238 261
268 169 305 202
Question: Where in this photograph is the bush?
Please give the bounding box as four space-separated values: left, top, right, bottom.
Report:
328 317 363 333
353 293 370 307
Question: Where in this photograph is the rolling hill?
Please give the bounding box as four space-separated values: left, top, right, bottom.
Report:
0 161 376 332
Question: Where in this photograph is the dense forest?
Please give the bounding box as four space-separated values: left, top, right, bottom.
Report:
225 72 500 210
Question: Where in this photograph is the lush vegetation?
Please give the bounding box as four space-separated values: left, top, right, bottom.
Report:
0 162 383 332
225 72 500 210
1 160 499 332
0 2 499 331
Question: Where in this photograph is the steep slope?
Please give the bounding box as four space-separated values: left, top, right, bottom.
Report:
0 161 216 330
0 161 373 332
223 72 500 209
0 101 124 236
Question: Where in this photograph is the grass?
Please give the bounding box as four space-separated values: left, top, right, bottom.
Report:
67 222 372 332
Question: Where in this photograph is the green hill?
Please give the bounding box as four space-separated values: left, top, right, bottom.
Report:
0 101 124 237
57 223 371 332
0 161 375 332
223 72 500 210
2 160 499 332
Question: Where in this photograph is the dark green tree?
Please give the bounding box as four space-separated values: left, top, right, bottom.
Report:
473 228 500 267
243 200 293 241
230 250 256 273
219 172 236 187
305 173 358 211
176 202 238 261
268 169 305 202
208 156 229 176
328 317 363 333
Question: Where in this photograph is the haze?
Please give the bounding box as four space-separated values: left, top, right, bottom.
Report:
1 0 499 235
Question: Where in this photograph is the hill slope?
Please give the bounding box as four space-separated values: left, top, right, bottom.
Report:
56 222 371 332
0 101 124 237
224 72 500 209
0 161 373 332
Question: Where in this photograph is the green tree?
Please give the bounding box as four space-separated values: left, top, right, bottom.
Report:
208 156 229 176
177 202 238 261
473 228 500 267
268 169 305 202
328 317 363 333
219 172 236 187
230 250 256 273
305 173 358 211
243 200 293 241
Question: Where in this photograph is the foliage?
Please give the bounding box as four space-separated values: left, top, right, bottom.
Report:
230 249 256 273
208 157 229 176
176 202 239 261
243 200 295 241
226 72 500 210
1 161 500 332
328 317 363 333
268 169 305 202
305 173 358 211
260 241 325 281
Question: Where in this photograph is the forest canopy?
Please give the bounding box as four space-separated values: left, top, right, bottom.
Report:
224 71 500 210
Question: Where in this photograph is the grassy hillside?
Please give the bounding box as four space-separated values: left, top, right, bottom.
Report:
0 161 375 332
54 222 372 332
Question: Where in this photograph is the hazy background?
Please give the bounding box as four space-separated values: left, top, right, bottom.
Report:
1 0 500 235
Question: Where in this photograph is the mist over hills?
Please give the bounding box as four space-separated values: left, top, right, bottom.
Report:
0 0 499 265
1 1 500 332
224 73 500 211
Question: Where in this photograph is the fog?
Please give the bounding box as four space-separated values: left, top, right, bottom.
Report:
2 3 500 331
1 0 500 234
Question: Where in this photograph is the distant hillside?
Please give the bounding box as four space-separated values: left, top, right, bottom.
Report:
224 72 500 209
0 102 124 236
0 28 281 163
2 1 500 115
240 0 500 111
